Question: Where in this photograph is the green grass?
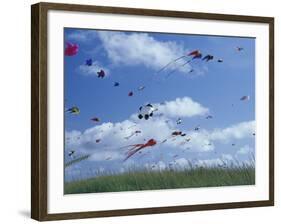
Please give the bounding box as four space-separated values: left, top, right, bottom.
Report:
64 166 255 194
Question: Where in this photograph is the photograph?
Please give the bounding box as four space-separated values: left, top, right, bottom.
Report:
64 28 256 194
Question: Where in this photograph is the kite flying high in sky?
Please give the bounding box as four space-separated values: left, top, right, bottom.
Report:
114 82 120 87
63 28 256 183
240 95 250 101
97 69 105 78
138 104 156 120
188 50 202 60
123 139 157 161
66 106 80 115
65 42 78 56
202 54 214 62
91 117 100 122
85 58 93 66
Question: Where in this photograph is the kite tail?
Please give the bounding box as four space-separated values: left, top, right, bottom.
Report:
123 148 139 161
156 55 186 74
165 59 191 78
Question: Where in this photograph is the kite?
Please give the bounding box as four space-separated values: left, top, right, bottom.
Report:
114 82 120 87
217 59 223 63
202 54 214 62
236 47 244 51
138 86 145 91
232 143 236 146
156 49 201 75
85 58 93 66
128 91 133 97
206 115 213 119
138 104 156 120
194 126 200 131
97 69 105 78
189 69 194 73
66 106 80 115
176 118 182 125
164 50 203 78
124 130 142 140
68 150 75 157
240 95 250 101
96 139 101 143
123 139 157 161
65 42 78 56
188 50 202 60
64 154 90 168
91 117 100 122
172 131 186 137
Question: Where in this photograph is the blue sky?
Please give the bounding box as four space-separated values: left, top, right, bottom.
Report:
64 28 255 182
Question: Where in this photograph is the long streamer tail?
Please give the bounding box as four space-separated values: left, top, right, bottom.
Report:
165 60 191 78
156 55 186 74
123 148 141 161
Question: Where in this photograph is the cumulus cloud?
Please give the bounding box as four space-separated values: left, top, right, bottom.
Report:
66 30 98 42
221 154 233 161
78 61 110 77
156 97 209 118
66 119 255 163
174 158 189 168
65 96 254 163
209 121 255 143
237 145 254 155
194 158 225 167
97 31 190 73
145 161 166 171
180 121 255 152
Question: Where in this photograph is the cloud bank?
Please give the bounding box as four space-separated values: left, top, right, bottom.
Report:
97 31 190 73
65 97 255 163
156 97 209 118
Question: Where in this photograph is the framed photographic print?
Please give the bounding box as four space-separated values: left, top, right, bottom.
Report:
31 2 274 221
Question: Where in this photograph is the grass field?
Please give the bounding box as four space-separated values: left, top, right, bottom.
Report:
64 165 255 194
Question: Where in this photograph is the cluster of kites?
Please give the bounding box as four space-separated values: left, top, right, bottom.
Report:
65 40 252 162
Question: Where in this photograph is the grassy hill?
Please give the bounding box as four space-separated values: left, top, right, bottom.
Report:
64 166 255 194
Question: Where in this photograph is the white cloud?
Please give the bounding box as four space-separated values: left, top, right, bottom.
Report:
160 120 255 152
221 154 233 161
145 161 166 171
195 158 225 167
89 151 123 161
65 97 254 162
209 121 255 143
78 61 110 77
66 119 255 162
174 158 189 168
67 30 98 42
156 97 209 118
237 145 254 155
97 31 191 73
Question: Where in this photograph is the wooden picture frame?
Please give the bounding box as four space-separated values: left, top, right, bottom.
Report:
31 2 274 221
